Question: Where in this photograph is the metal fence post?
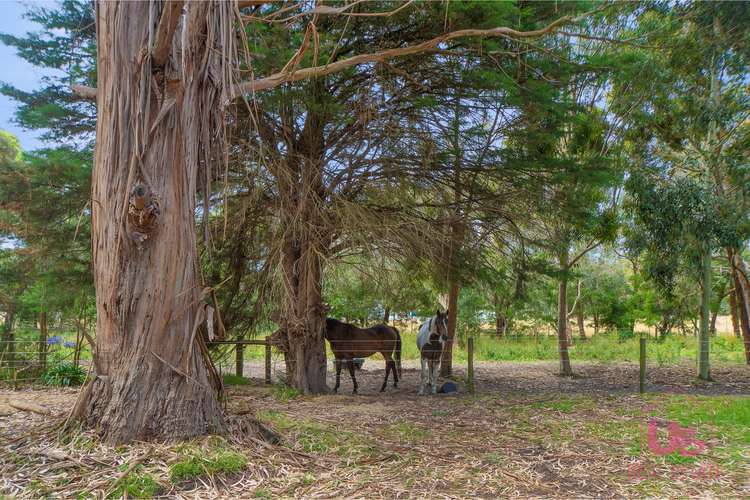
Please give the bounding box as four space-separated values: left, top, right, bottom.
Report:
467 336 475 394
639 336 646 394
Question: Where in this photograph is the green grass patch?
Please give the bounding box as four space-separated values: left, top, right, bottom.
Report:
665 395 750 444
483 452 505 465
253 488 272 498
529 395 596 413
272 383 301 402
222 373 251 386
386 421 430 443
169 449 247 484
110 471 160 498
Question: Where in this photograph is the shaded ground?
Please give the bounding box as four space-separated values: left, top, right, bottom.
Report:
1 361 749 498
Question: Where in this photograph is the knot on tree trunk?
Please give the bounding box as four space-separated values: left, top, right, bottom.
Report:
127 182 160 248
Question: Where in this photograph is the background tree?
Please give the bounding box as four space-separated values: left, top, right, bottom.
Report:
617 1 750 371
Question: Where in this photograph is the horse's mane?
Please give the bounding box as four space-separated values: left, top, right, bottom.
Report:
325 317 343 329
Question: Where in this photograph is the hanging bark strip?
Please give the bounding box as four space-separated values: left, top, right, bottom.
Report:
72 0 238 443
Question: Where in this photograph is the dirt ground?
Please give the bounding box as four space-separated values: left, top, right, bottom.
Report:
2 360 749 498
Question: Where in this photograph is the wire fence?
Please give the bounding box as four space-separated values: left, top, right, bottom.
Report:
1 319 91 388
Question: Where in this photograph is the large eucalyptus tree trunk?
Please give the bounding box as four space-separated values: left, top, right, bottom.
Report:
72 0 235 443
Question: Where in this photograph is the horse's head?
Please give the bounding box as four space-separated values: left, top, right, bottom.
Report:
430 309 449 345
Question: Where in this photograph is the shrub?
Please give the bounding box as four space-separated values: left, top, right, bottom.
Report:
41 362 86 386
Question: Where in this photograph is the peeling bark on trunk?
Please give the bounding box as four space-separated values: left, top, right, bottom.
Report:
278 232 328 393
275 138 330 393
72 1 236 443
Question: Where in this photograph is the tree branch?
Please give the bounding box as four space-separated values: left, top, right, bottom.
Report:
234 6 604 96
70 84 97 100
70 5 605 102
151 0 184 67
567 280 582 318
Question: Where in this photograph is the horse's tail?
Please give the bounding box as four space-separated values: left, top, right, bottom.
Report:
394 326 402 377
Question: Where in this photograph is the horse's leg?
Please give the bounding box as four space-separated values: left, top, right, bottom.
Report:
431 359 439 394
380 355 390 393
419 357 427 395
348 359 358 394
334 358 342 393
392 358 399 388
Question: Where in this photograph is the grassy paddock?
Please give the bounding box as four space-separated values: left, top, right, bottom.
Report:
226 330 748 367
389 332 748 365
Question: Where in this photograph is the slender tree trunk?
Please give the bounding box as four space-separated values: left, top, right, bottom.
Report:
593 313 599 336
440 281 460 377
577 307 586 340
73 316 84 368
383 306 390 324
698 248 711 380
709 307 719 337
709 278 726 337
557 251 573 376
494 292 506 337
495 314 506 337
1 307 15 367
38 310 48 371
729 250 750 364
440 94 464 378
729 288 741 339
72 1 235 443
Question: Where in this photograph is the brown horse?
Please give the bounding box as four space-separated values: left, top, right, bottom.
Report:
325 318 402 394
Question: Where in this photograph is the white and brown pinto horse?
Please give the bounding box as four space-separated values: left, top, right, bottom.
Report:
416 310 449 395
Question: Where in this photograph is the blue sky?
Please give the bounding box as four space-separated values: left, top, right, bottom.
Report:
0 0 58 151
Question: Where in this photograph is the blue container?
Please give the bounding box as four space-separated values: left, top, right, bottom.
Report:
439 381 457 393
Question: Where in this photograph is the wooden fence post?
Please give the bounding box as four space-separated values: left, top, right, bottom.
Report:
38 311 48 371
467 336 475 394
265 336 272 384
639 336 646 394
235 342 244 378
